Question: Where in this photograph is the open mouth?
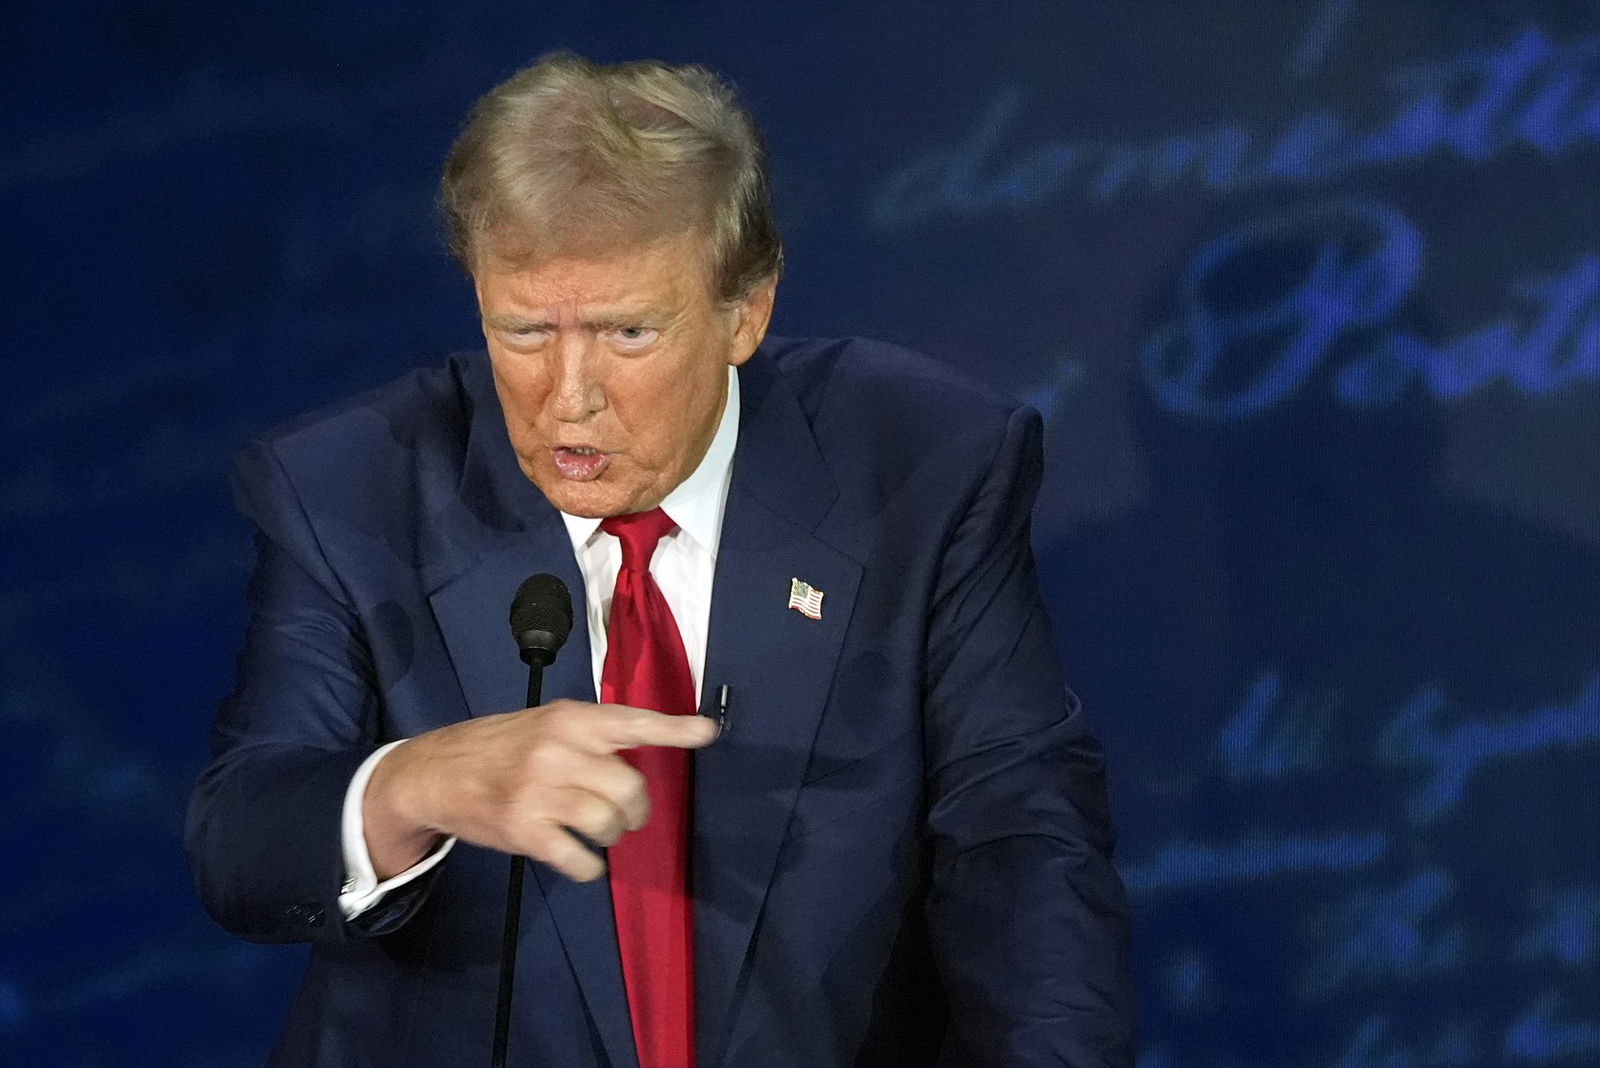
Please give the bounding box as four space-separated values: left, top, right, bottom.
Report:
551 446 612 481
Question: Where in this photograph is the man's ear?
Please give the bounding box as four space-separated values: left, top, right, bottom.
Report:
728 277 778 366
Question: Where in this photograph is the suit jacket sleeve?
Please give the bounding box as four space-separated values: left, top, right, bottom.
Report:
922 404 1136 1066
185 438 435 944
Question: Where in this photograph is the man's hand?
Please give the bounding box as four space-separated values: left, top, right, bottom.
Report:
362 700 718 881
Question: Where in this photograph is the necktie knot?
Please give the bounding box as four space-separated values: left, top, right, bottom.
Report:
601 507 678 573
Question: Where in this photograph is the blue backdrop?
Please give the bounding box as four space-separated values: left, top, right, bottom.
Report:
4 1 1597 1064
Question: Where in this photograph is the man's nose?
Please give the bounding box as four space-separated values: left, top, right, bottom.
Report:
549 335 605 422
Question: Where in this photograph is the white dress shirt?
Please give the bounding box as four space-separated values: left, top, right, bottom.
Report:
337 368 740 918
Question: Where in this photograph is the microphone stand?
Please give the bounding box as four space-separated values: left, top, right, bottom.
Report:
491 662 545 1068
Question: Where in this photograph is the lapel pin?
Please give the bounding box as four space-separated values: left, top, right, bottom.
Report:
787 577 824 620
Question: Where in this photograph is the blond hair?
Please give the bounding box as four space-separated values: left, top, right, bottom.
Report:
440 52 783 301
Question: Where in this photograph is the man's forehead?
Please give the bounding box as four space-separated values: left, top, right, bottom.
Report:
475 233 713 313
477 268 679 307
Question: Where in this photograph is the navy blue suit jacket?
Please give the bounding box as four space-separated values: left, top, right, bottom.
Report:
187 336 1135 1067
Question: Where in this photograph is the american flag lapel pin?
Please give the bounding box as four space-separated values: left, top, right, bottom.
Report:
787 577 824 620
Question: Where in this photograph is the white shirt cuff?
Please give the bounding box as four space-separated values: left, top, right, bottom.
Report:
338 739 456 919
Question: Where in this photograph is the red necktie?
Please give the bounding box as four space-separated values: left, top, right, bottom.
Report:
599 508 696 1068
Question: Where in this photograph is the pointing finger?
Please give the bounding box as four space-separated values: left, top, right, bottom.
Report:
590 705 720 753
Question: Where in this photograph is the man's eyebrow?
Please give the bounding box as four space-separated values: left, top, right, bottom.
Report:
586 301 676 325
482 312 550 330
483 305 676 330
589 311 666 329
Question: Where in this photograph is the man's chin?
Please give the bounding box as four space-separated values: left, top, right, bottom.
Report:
558 500 621 519
535 477 657 519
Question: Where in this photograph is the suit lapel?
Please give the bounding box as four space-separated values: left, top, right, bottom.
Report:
426 357 637 1068
427 514 589 717
694 353 863 1067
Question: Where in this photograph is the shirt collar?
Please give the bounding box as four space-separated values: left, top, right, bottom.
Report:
558 364 741 557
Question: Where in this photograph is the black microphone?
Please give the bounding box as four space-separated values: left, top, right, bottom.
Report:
509 572 574 702
493 573 573 1068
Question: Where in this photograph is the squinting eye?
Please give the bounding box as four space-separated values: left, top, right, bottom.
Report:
612 326 659 347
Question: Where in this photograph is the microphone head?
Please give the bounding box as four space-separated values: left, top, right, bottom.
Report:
509 573 573 667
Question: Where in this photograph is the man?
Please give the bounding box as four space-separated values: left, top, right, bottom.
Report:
187 53 1134 1067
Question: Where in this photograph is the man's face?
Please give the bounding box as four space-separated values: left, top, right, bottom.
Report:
475 232 775 518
